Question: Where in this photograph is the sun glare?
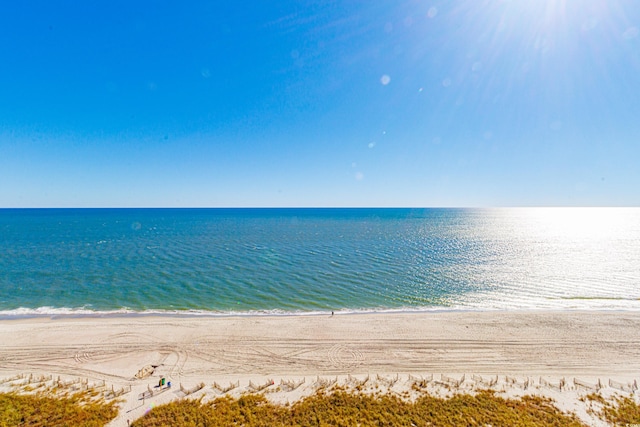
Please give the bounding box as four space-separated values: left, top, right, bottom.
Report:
523 207 629 240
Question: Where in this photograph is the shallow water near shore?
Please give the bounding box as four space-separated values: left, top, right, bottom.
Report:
1 207 639 317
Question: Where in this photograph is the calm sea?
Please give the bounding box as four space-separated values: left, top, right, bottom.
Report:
1 208 639 317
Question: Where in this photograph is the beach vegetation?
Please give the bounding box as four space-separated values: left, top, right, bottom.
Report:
585 392 640 425
0 390 118 427
4 382 638 426
131 389 587 426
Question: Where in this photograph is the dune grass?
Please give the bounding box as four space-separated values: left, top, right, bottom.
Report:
2 381 639 426
132 389 587 427
0 390 119 427
585 392 640 425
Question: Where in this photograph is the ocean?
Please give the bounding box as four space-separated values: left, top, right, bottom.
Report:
1 208 639 317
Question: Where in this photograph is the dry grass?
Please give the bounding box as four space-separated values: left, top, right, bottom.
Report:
132 389 587 427
584 392 640 425
0 391 118 427
3 380 638 426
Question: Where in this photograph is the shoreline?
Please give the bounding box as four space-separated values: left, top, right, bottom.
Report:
2 310 639 426
2 305 640 321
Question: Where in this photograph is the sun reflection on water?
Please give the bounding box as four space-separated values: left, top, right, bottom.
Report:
520 207 633 240
456 207 640 310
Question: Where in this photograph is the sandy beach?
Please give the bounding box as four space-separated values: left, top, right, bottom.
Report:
1 311 639 426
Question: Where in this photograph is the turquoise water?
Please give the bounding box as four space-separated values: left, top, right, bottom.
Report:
1 208 639 316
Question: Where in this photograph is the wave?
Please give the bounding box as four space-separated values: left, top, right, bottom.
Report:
2 301 639 320
0 305 455 319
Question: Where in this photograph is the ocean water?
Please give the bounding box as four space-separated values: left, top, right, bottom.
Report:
0 208 639 317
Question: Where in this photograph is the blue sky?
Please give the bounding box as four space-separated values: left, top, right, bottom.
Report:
1 0 639 207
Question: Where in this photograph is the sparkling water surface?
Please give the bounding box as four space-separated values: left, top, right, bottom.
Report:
1 208 639 316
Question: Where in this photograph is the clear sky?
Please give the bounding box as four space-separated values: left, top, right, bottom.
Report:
1 0 639 207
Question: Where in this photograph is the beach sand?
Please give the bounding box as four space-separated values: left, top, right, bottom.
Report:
1 311 639 426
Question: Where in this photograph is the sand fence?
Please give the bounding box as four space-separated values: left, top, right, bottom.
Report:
0 373 131 401
608 378 638 393
179 382 205 396
346 374 369 388
573 377 602 392
279 377 305 391
376 374 400 387
436 374 466 388
408 373 433 389
313 376 338 389
3 372 639 405
471 374 498 388
212 380 240 393
248 379 275 392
